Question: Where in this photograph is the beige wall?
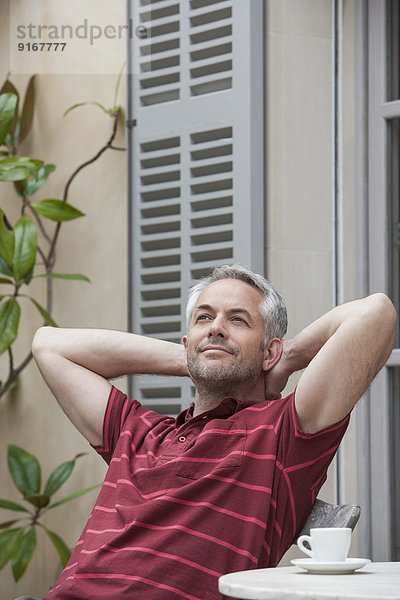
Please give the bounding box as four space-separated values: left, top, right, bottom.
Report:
0 0 362 594
0 2 127 597
265 0 358 564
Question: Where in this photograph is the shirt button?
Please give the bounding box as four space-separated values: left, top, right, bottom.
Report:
178 436 186 443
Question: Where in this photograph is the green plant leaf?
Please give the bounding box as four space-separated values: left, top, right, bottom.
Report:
0 527 24 570
0 79 17 95
24 163 56 197
31 199 85 222
35 272 91 283
0 255 13 277
0 166 30 181
13 179 26 197
0 163 30 181
43 460 75 497
0 157 42 167
44 453 86 497
0 298 21 354
48 483 101 509
0 156 43 183
0 156 27 165
7 445 41 496
0 519 25 529
63 101 109 117
12 215 37 283
27 297 58 327
12 526 36 581
0 208 14 267
0 81 19 141
0 498 29 513
45 528 71 567
25 493 50 508
0 277 13 284
0 93 17 146
0 156 43 178
19 75 36 143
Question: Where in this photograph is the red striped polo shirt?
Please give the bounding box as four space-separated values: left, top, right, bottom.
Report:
44 386 349 600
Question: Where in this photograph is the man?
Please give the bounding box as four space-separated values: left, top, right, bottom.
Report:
32 264 396 600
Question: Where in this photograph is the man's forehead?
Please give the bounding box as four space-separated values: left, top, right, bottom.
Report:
196 279 263 311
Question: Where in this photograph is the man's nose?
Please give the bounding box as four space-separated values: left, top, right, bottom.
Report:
207 316 227 338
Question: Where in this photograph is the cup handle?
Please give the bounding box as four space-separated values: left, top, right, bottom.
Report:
297 534 313 558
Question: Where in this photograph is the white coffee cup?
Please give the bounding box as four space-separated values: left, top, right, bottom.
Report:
297 527 351 562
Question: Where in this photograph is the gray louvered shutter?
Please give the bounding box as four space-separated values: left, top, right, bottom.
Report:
128 0 264 415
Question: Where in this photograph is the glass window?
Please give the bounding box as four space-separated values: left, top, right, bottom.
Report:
390 368 400 560
387 0 400 101
389 118 400 346
387 1 400 560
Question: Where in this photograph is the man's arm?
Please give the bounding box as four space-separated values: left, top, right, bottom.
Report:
32 327 188 446
265 293 396 433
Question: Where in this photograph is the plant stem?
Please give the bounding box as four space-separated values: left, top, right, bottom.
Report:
0 350 34 398
47 111 119 267
0 111 121 399
27 203 52 244
36 245 47 265
32 506 42 526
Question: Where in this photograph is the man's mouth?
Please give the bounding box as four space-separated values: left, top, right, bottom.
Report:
200 345 234 355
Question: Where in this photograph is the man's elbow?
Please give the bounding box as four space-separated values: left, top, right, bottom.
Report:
32 326 58 363
368 293 396 326
366 293 396 352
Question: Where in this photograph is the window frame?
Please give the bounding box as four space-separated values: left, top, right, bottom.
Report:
355 0 400 560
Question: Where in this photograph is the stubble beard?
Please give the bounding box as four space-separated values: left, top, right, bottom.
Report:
186 342 264 397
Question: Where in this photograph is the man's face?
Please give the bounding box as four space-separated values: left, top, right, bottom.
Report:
183 279 267 393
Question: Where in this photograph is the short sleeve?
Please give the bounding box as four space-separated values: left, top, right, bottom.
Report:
92 386 140 464
269 393 351 547
281 393 350 491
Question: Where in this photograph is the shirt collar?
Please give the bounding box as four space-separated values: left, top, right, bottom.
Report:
175 396 261 426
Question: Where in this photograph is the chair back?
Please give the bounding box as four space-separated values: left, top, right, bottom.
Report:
295 498 361 542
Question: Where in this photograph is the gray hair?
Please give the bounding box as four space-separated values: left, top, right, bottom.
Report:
186 264 287 344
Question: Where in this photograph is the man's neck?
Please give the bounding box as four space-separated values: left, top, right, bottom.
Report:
192 390 224 417
192 376 266 418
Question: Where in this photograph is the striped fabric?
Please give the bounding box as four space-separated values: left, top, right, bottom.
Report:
44 386 349 600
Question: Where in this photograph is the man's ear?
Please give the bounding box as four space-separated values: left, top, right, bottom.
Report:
262 338 283 372
182 335 188 354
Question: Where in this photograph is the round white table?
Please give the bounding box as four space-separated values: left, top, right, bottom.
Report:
218 561 400 600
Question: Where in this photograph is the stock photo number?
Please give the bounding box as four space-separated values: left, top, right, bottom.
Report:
17 42 67 51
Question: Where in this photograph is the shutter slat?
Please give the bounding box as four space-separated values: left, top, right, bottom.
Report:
189 36 232 55
140 38 180 57
141 298 182 310
190 0 231 9
190 23 232 44
140 3 180 23
140 183 181 196
190 7 232 27
139 32 181 50
190 195 233 211
140 164 181 177
140 64 181 79
191 159 233 174
190 54 232 73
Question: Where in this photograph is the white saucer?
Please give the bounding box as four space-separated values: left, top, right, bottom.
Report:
291 558 371 574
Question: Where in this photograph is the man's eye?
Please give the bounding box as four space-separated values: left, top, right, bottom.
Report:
197 315 210 321
232 316 244 322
